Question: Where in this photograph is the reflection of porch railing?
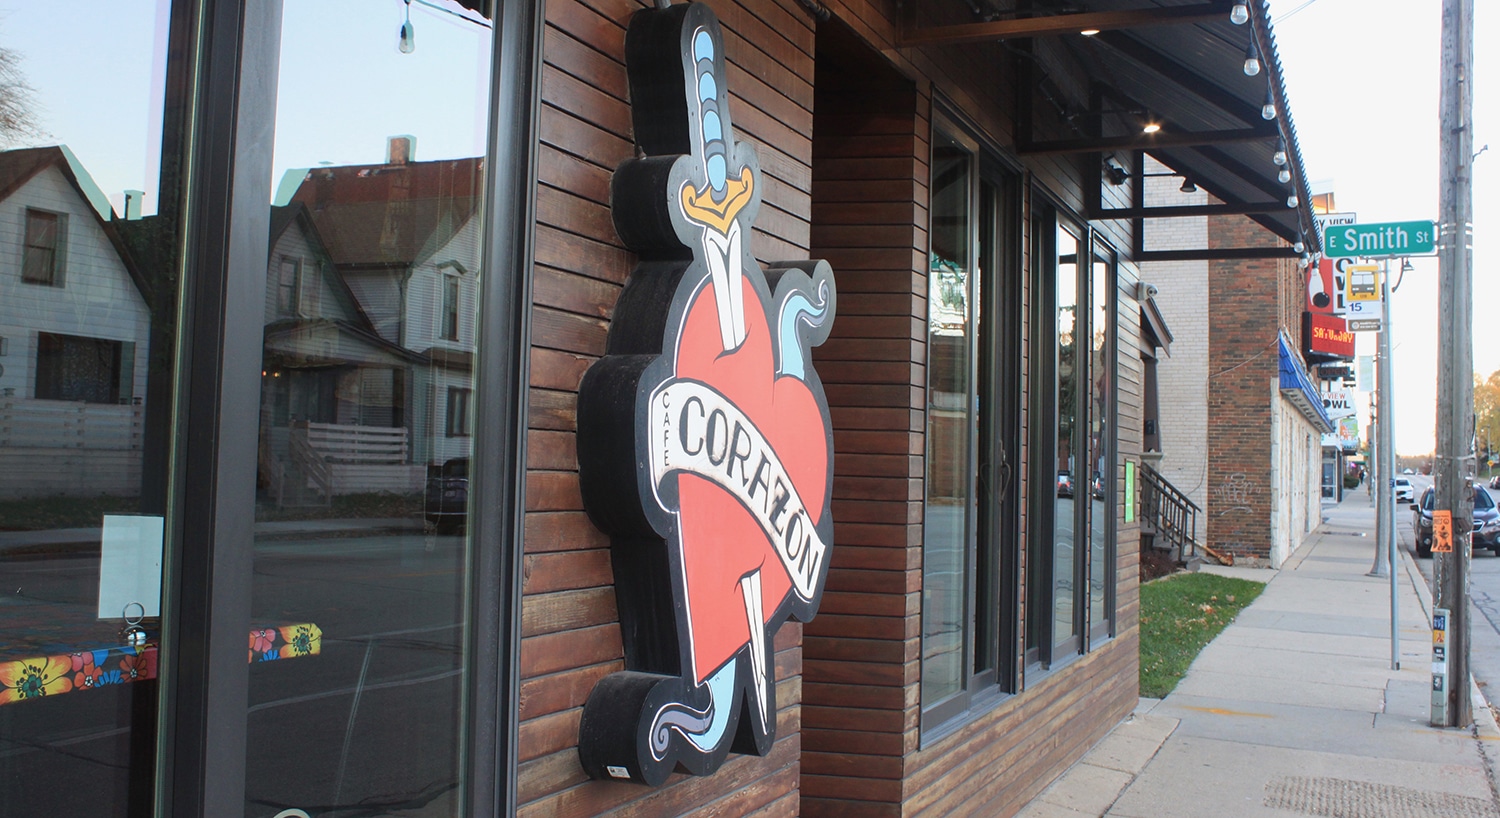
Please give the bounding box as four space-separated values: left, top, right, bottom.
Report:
0 399 144 498
289 424 333 507
1140 462 1201 565
301 421 409 464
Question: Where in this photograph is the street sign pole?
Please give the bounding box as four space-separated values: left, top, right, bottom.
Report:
1380 260 1399 670
1433 0 1474 728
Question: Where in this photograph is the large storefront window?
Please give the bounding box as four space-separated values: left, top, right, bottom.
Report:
1027 202 1116 669
922 122 1019 731
245 2 495 813
0 2 190 813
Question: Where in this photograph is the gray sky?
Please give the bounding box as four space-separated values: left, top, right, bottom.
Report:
1269 0 1497 456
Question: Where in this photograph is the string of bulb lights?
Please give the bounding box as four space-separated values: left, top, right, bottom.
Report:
1109 1 1310 264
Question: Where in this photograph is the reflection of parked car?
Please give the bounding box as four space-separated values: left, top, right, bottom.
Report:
1057 471 1073 498
1091 472 1105 500
1413 485 1500 558
1393 478 1413 503
425 457 469 533
1404 468 1415 474
1489 474 1500 490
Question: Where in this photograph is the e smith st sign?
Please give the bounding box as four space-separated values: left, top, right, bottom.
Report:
1323 220 1436 259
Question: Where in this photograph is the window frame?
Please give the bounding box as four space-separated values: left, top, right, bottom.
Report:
21 207 66 286
1088 239 1119 646
919 113 1023 738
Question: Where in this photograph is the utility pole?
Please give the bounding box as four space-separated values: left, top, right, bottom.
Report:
1433 0 1474 728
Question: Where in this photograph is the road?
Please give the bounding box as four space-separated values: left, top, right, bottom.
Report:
1 524 468 818
1397 472 1500 709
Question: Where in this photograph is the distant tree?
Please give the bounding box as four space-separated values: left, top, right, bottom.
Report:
0 45 43 147
1475 370 1500 461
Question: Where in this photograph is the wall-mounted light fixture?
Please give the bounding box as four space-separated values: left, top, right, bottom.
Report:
1231 2 1250 25
1180 177 1198 193
1103 155 1130 186
1243 40 1261 76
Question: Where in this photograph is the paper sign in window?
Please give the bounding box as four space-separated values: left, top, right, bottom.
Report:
97 514 164 619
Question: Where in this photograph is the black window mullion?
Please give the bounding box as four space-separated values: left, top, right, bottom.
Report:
463 0 545 813
155 0 282 815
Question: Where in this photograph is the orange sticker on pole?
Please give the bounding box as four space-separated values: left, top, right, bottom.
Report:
1433 509 1454 553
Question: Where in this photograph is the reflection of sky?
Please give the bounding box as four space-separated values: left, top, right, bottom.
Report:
0 1 169 215
0 0 489 214
272 0 491 190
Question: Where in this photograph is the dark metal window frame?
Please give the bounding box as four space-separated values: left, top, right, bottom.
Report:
1087 238 1119 646
920 110 1024 740
1025 192 1089 673
151 1 542 815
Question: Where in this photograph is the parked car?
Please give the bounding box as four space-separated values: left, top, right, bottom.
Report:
425 457 469 533
1393 477 1414 504
1412 485 1500 558
1056 470 1073 498
1488 474 1500 490
1403 468 1415 475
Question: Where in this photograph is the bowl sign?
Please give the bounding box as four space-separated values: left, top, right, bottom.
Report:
574 2 837 787
1323 220 1436 259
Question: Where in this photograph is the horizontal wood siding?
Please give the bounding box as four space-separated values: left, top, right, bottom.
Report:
804 22 925 813
517 0 816 814
801 2 1142 816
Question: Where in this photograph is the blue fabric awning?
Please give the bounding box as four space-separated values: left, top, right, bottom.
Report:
1278 333 1334 434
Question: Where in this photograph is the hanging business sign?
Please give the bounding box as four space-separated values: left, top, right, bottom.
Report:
575 2 837 787
1321 389 1356 419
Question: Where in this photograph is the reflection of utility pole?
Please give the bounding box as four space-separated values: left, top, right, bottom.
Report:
1433 0 1474 728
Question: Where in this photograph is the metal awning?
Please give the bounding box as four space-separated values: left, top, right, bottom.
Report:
902 0 1317 261
1278 333 1334 433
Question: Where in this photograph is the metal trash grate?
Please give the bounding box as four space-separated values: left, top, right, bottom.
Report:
1264 776 1499 818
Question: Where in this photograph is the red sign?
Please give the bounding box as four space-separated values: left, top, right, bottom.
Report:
1304 312 1354 359
575 2 836 787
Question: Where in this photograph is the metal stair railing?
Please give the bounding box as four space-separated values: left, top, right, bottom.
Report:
1140 462 1201 564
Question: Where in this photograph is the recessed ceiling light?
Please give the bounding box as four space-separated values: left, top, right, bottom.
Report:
1143 123 1162 134
1080 28 1100 36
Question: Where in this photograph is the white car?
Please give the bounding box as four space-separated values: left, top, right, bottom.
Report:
1394 477 1414 503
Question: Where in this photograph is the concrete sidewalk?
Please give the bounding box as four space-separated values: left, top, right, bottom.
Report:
1020 492 1500 818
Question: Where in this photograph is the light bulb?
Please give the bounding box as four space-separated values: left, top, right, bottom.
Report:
1262 100 1277 120
398 0 415 53
1286 194 1299 208
1294 241 1306 254
1231 2 1250 25
1273 141 1288 166
1306 261 1327 307
1278 168 1291 184
1244 42 1261 76
1143 123 1162 134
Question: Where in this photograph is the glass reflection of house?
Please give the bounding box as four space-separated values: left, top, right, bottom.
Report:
0 146 151 500
258 202 427 506
259 140 484 505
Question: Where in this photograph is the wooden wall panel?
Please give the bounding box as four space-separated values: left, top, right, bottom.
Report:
517 0 816 814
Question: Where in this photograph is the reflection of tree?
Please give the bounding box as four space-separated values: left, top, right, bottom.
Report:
1058 305 1076 454
0 46 43 147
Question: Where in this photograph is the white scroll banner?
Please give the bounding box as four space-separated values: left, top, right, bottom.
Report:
649 378 827 599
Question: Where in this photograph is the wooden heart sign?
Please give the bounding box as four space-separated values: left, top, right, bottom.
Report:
575 1 837 787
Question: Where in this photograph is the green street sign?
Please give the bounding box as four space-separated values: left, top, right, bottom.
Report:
1323 220 1436 258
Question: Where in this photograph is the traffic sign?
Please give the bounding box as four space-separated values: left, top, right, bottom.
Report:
1323 220 1436 258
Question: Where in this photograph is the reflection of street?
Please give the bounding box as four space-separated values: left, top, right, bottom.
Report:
0 523 466 817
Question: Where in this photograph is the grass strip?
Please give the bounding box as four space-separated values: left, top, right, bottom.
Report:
1140 572 1265 699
